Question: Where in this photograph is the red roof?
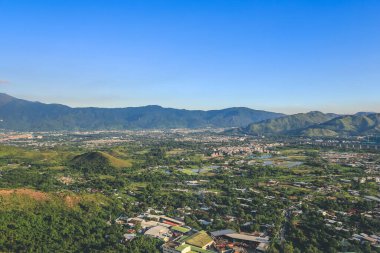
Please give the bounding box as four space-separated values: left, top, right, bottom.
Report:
163 220 178 226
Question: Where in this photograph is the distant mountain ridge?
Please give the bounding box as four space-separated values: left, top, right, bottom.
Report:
0 93 284 131
300 113 380 136
240 111 380 137
241 111 338 135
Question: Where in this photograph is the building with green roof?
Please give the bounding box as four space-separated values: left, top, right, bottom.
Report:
185 231 214 249
163 243 215 253
171 226 191 234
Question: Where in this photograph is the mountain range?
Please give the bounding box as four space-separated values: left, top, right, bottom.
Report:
240 111 380 136
1 93 379 136
0 93 284 131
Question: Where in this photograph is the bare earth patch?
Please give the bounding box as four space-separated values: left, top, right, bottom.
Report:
63 195 81 208
0 188 49 201
58 176 74 185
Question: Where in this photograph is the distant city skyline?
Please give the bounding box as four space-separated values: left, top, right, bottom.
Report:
1 0 380 114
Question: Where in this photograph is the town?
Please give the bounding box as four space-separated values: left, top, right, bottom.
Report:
0 129 379 252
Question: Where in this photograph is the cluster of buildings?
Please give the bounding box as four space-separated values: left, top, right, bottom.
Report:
354 176 380 184
322 152 380 173
162 231 214 253
351 233 380 248
211 142 282 157
175 134 244 144
162 228 270 253
0 132 44 145
117 211 270 253
211 229 269 253
317 207 380 243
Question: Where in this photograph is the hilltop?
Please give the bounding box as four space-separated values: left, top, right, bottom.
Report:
70 151 131 174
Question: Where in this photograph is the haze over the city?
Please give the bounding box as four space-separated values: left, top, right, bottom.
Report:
1 0 380 114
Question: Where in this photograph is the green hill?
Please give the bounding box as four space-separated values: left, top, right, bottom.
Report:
242 111 338 135
302 113 380 136
70 151 131 174
241 112 380 137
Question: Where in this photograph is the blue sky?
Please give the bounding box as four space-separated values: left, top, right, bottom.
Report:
1 0 379 113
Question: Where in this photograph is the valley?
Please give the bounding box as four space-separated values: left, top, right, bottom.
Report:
0 130 379 252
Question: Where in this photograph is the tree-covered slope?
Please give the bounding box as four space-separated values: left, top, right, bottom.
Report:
241 111 338 135
301 113 380 136
0 189 127 252
0 93 284 131
70 151 131 174
241 111 380 137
